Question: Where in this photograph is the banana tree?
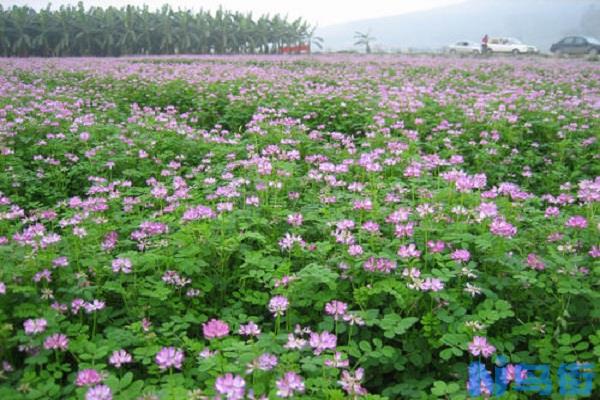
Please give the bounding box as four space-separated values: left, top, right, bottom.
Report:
0 4 312 57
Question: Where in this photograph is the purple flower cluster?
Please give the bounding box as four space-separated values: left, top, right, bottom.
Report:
203 319 230 339
155 347 184 370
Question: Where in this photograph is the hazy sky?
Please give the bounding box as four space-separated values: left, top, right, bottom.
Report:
3 0 467 26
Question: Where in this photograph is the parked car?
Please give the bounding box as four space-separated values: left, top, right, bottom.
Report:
447 41 481 55
486 37 538 54
550 36 600 55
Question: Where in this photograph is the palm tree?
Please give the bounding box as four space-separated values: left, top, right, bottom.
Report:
0 7 11 56
118 5 138 55
7 6 34 56
193 10 211 54
72 2 97 56
158 4 175 54
32 5 54 56
256 15 271 54
53 6 72 56
304 26 324 52
354 30 375 54
96 7 120 56
136 6 154 55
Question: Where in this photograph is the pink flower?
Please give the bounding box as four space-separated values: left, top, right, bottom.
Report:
239 321 261 337
284 334 307 350
361 220 380 234
397 243 421 259
247 353 278 373
215 373 245 400
44 333 69 351
217 202 234 213
325 301 348 320
111 258 132 274
199 348 217 359
324 352 350 368
257 353 278 370
490 217 517 238
352 198 372 211
332 228 355 245
309 331 337 355
427 240 446 253
162 270 190 287
339 367 368 396
181 205 216 222
274 275 297 288
109 349 133 368
422 277 444 292
343 313 365 326
526 253 545 271
565 215 588 229
101 232 118 252
468 336 496 358
142 318 152 332
348 244 363 256
335 219 355 230
75 369 103 387
577 177 600 203
286 213 303 226
243 195 259 207
386 208 410 224
85 385 112 400
477 202 498 219
503 364 528 383
155 347 184 370
33 269 52 283
363 257 396 273
451 249 470 263
203 319 230 339
276 372 305 398
23 318 47 335
52 256 69 268
71 299 85 313
547 232 564 242
268 296 289 317
0 282 5 295
83 299 105 313
278 233 305 251
2 361 13 372
151 185 168 199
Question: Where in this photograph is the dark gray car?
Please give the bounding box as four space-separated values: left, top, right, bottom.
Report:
550 36 600 55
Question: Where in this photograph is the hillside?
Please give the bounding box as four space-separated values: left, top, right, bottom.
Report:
317 0 600 52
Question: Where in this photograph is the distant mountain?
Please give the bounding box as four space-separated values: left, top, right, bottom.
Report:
316 0 600 52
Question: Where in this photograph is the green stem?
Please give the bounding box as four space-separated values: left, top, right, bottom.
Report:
347 324 353 347
92 312 97 340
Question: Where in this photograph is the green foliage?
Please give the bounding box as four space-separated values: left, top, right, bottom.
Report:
0 56 598 399
0 3 315 56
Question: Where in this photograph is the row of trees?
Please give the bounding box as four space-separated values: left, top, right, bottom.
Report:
0 2 322 57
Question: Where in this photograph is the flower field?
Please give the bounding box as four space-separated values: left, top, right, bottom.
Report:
0 55 598 399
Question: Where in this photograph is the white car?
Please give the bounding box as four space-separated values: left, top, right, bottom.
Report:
447 41 481 55
486 37 538 54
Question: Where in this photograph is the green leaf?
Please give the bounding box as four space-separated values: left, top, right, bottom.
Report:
359 340 372 353
440 348 454 361
431 381 447 396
